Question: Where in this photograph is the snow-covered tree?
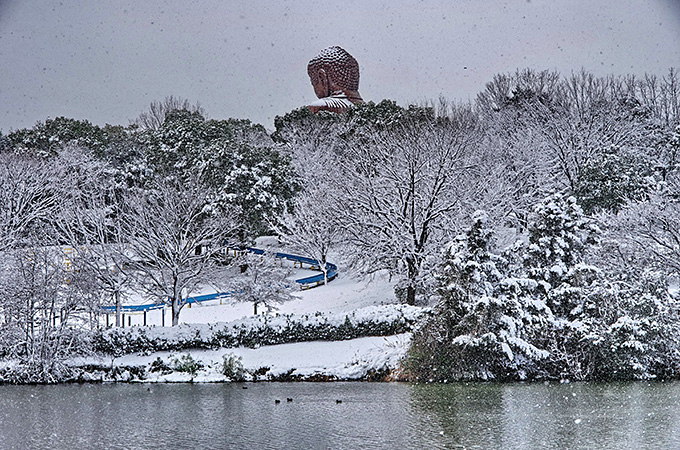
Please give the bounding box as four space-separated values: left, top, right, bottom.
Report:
476 69 664 222
0 153 62 250
5 116 114 158
272 106 344 150
338 107 479 305
0 246 94 381
524 193 598 300
515 193 676 380
54 151 131 327
613 182 680 275
271 104 352 282
272 190 340 285
407 211 548 381
199 141 300 242
121 179 235 326
573 144 654 214
636 68 680 128
228 251 293 315
138 110 299 241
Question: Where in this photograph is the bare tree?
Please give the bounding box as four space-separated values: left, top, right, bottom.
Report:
228 251 293 315
337 108 480 305
637 68 680 128
133 95 206 130
0 153 61 251
122 179 235 326
272 189 340 285
614 190 680 275
272 128 344 285
54 151 131 327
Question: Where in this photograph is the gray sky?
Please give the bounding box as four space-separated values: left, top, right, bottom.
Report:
1 0 679 132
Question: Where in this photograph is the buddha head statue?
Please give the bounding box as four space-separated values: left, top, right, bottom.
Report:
307 46 363 113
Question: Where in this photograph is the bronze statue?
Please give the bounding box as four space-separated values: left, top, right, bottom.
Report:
307 46 363 114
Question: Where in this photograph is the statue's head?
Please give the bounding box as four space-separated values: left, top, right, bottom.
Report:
307 46 360 99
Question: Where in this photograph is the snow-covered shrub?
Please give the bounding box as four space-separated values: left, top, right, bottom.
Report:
0 361 78 384
171 353 203 377
577 271 680 380
149 357 172 374
220 354 246 381
92 305 426 356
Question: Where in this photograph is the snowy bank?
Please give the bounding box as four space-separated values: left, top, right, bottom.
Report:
67 334 412 383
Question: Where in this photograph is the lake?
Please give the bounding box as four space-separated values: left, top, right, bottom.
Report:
1 381 679 449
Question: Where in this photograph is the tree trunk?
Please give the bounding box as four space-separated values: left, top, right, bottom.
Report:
115 291 121 327
253 302 258 315
405 257 419 306
172 297 181 326
405 285 416 306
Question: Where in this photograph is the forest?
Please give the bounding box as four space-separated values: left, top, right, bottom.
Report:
1 68 680 382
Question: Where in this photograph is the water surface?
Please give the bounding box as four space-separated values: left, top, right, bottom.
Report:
1 381 679 449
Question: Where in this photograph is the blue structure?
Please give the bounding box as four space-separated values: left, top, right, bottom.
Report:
101 248 337 313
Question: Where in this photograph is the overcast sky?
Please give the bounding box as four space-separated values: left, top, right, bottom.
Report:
1 0 679 132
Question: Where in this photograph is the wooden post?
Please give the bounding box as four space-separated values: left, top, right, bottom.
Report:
162 308 165 327
106 314 110 327
128 316 131 327
143 311 147 326
122 313 125 328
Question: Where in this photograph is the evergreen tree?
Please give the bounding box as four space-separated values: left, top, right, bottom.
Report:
407 211 547 382
524 193 599 312
139 109 300 241
574 145 654 214
6 117 114 158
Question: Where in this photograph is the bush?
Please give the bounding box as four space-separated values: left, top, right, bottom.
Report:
149 357 172 374
171 354 203 376
220 354 246 381
92 305 426 356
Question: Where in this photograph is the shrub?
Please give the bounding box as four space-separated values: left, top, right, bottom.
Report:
92 305 426 356
171 354 203 376
149 357 172 374
219 354 246 381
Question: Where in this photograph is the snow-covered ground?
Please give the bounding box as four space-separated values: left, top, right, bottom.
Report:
74 333 411 382
114 267 400 327
89 247 415 381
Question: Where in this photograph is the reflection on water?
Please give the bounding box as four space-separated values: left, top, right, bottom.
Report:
0 381 679 449
410 383 505 448
410 382 680 449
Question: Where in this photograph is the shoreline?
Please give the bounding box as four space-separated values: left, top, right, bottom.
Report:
1 333 412 385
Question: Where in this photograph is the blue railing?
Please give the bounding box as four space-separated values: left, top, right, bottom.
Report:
101 248 337 313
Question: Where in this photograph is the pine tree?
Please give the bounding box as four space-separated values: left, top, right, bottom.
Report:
407 211 547 382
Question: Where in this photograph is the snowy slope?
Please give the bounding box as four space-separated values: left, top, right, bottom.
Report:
74 334 411 382
117 268 399 327
89 251 414 381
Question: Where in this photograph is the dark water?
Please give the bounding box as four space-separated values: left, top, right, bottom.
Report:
1 381 679 449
